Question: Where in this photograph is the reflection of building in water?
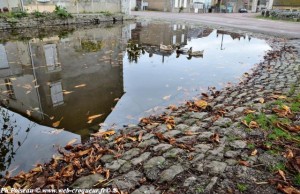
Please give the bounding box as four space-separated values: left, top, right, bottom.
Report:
187 28 213 40
216 30 246 40
128 22 189 62
0 25 129 141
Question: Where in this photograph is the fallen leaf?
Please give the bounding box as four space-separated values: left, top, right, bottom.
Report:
92 130 115 137
244 109 256 114
241 120 249 127
278 170 287 182
195 100 208 109
126 136 137 142
63 91 73 95
277 184 300 194
284 149 294 159
26 110 31 116
141 118 151 124
251 149 258 156
167 124 173 130
249 121 259 129
88 114 103 120
238 160 250 167
271 95 287 99
52 117 63 128
185 131 201 136
76 148 92 157
65 138 77 150
210 133 220 143
138 132 143 142
31 166 43 173
259 98 265 104
155 132 166 141
74 84 86 88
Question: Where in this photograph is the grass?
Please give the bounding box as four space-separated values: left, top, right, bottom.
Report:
270 162 286 172
237 183 248 192
247 143 255 149
294 174 300 186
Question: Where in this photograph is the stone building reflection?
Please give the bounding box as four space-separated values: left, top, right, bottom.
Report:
0 25 129 141
126 22 214 63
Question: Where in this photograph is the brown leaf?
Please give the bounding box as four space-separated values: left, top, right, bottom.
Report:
167 105 178 111
155 132 166 141
244 109 256 114
278 170 287 182
92 130 115 137
30 166 43 173
52 117 63 128
167 124 173 130
26 110 31 117
126 136 137 142
138 132 143 142
74 84 86 88
65 138 78 150
284 149 294 159
76 148 92 157
251 149 258 156
238 160 250 167
249 121 259 129
184 131 201 136
88 114 103 120
210 133 220 143
277 184 300 194
141 118 151 124
270 95 287 99
241 120 249 127
105 169 110 180
194 100 208 109
168 137 176 145
259 98 265 104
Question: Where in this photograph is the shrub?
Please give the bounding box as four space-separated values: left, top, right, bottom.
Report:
269 10 300 21
33 10 44 18
54 5 72 19
11 10 28 18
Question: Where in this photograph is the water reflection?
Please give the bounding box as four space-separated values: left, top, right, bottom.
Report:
0 25 130 142
0 21 271 175
104 22 271 127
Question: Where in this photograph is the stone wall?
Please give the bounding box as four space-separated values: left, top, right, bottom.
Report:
0 14 134 30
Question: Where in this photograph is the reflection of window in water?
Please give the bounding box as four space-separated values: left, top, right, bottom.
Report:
0 44 9 69
173 35 177 44
44 44 60 72
50 82 64 107
5 78 16 100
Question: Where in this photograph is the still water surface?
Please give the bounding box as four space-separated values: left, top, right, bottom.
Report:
0 21 271 175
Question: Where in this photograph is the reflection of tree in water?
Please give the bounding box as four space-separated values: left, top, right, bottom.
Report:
0 106 31 178
126 42 145 63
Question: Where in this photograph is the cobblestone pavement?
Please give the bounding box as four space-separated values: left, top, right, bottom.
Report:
131 11 300 39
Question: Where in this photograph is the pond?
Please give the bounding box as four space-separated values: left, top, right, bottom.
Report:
0 21 271 176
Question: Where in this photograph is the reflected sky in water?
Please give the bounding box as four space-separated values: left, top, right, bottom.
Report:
0 22 271 175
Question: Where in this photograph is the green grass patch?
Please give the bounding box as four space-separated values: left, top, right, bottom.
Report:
247 143 255 149
270 162 286 172
294 174 300 186
237 183 248 192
